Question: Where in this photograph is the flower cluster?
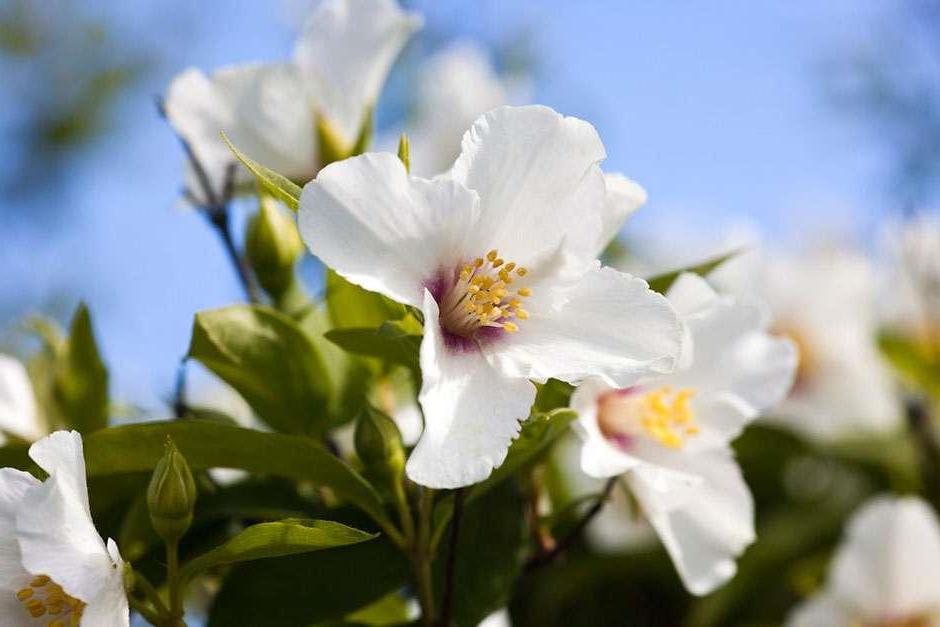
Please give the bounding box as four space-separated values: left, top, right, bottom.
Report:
1 0 939 625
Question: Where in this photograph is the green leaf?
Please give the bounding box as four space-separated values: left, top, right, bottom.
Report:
325 321 421 373
188 305 332 435
434 482 528 627
180 519 376 582
326 271 407 330
208 537 409 627
221 132 302 211
878 331 940 399
79 421 390 529
645 249 741 294
298 305 373 427
51 303 109 433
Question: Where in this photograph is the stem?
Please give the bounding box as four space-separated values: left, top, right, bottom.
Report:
908 397 940 509
128 595 165 625
133 570 172 617
393 479 416 546
436 488 465 627
273 273 314 318
414 487 437 626
166 539 186 626
157 106 262 305
206 208 262 304
525 477 618 572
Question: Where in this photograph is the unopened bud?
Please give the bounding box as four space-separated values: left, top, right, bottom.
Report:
354 406 405 486
246 194 304 298
147 437 197 544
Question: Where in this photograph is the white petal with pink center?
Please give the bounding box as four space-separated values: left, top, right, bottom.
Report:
572 272 797 594
786 496 940 627
299 105 682 488
0 431 128 626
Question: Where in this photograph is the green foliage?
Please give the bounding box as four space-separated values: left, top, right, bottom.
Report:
29 304 109 434
208 537 409 627
878 330 940 399
188 305 333 435
645 249 742 294
435 482 529 627
180 519 376 582
76 420 391 530
325 322 422 374
325 271 408 330
221 132 302 211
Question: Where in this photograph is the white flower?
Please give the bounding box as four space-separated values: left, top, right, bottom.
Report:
163 0 421 205
786 496 940 627
572 272 797 594
399 43 645 255
0 431 128 626
712 246 902 442
299 105 682 488
881 211 940 349
0 355 43 445
404 42 519 177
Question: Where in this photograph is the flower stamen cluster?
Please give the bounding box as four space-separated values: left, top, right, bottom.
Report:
16 574 85 625
438 249 531 337
599 386 699 450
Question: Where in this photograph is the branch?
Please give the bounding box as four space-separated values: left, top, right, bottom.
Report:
436 488 466 627
524 476 618 572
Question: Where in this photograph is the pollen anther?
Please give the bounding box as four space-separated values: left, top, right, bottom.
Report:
437 249 533 338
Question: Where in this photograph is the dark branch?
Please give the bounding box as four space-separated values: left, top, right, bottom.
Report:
524 476 618 572
436 488 466 627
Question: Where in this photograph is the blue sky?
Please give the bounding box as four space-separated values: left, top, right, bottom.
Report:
0 0 897 408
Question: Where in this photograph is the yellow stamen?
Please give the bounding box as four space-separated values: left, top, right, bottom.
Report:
15 575 85 624
437 249 534 338
597 386 700 450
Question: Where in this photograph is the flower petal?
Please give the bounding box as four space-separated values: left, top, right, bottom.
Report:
164 67 235 204
294 0 422 142
784 594 855 627
667 275 797 415
570 378 641 478
487 265 681 386
299 153 480 307
407 42 509 177
595 172 647 257
828 496 940 620
16 431 115 603
78 538 129 627
165 64 314 204
406 291 536 488
210 63 315 180
0 355 42 443
450 105 608 266
629 448 755 595
0 468 38 591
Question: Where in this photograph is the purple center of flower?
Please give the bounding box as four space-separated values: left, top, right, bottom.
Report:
429 249 532 351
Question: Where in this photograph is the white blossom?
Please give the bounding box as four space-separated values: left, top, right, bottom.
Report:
299 105 682 488
572 272 796 594
0 431 128 626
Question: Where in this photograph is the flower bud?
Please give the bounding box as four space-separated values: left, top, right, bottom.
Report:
246 194 304 298
354 406 406 486
147 437 197 544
